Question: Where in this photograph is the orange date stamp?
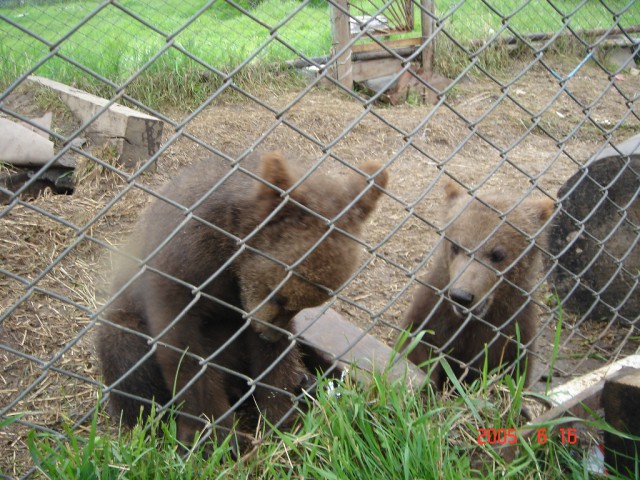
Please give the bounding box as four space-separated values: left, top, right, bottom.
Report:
477 427 578 445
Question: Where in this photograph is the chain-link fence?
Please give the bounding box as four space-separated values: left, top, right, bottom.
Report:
441 0 640 43
1 0 640 477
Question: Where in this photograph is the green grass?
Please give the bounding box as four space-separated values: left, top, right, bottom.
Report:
0 0 330 107
25 317 631 478
28 406 237 479
26 364 625 480
436 0 640 43
1 0 638 107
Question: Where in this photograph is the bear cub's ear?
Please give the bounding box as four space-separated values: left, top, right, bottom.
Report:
347 161 388 220
443 179 465 203
526 197 555 227
254 151 299 215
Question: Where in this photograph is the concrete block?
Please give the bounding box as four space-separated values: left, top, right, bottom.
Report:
27 76 163 170
603 370 640 477
17 111 52 139
606 46 637 71
0 117 54 166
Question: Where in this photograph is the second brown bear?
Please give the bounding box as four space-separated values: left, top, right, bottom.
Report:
398 181 554 388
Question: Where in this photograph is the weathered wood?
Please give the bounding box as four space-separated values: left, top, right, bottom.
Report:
420 0 435 73
293 307 427 387
603 370 640 477
352 57 403 83
288 45 418 70
27 76 163 171
329 0 353 90
499 363 640 462
351 37 422 54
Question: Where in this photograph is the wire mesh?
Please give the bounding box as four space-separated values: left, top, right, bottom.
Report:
1 0 639 477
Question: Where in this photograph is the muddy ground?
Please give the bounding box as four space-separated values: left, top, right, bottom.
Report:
1 55 639 476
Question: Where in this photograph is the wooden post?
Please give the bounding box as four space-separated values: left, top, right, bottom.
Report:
330 0 353 90
603 370 640 477
420 0 435 75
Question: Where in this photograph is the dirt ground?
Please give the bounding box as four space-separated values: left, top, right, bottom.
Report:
1 55 640 477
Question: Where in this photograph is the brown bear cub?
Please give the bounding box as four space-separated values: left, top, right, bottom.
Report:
398 181 554 388
97 151 387 450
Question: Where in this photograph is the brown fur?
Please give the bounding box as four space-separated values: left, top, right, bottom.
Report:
97 151 387 449
398 181 554 388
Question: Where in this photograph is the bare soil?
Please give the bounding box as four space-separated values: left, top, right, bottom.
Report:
1 55 640 477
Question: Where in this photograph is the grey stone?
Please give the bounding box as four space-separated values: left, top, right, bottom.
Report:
549 135 640 323
605 46 637 72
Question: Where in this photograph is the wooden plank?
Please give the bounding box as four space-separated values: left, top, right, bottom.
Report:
497 355 640 462
604 371 640 477
293 307 427 387
500 367 637 462
352 57 404 83
352 37 422 54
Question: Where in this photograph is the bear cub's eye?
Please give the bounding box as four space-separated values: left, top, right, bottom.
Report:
269 294 288 309
489 246 506 263
450 242 461 256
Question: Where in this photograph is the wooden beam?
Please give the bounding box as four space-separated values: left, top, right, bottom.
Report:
420 0 435 74
330 0 353 90
498 354 640 462
352 57 404 83
351 36 422 54
604 370 640 477
294 307 427 387
499 367 637 462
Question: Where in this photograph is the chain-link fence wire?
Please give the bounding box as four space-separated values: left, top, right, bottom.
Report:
0 0 331 98
1 0 639 477
439 0 640 45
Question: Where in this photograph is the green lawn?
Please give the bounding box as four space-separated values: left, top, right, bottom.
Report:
1 0 638 106
0 0 331 105
436 0 639 42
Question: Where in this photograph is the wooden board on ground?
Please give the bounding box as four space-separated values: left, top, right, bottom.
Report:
351 37 422 54
352 57 404 83
293 307 426 387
